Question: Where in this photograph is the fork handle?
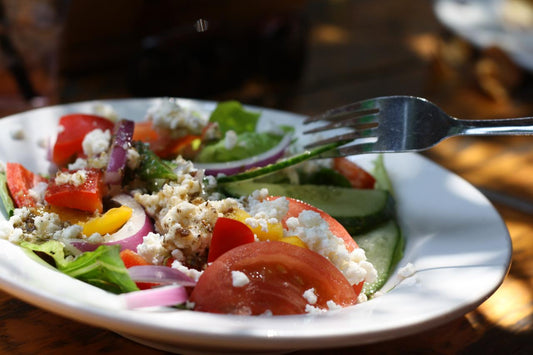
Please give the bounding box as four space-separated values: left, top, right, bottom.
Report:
455 117 533 136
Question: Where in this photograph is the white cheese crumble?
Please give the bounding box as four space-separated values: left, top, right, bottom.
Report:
398 262 416 279
146 98 207 137
92 102 119 122
243 189 288 232
82 128 111 157
224 130 238 150
55 170 87 186
303 288 318 305
285 210 377 286
137 232 168 265
305 300 342 314
28 181 48 205
231 270 250 287
134 158 240 263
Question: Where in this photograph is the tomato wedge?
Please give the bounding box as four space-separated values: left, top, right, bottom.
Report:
332 157 376 189
270 196 358 252
52 114 115 166
45 169 106 213
190 241 358 315
119 249 157 290
5 162 48 208
271 196 363 294
133 120 200 159
207 217 255 263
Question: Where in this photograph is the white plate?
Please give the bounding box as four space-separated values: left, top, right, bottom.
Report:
434 0 533 71
0 98 511 354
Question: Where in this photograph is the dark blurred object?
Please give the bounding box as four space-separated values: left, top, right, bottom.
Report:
0 0 66 115
58 0 309 105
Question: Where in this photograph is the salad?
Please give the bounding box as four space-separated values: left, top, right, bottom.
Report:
0 98 404 316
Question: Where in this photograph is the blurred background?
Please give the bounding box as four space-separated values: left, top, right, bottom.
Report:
0 0 532 354
2 0 532 118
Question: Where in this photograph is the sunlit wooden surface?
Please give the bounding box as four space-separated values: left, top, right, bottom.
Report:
1 1 532 354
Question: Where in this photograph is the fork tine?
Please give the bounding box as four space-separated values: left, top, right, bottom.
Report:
304 127 378 149
303 98 378 124
303 112 379 134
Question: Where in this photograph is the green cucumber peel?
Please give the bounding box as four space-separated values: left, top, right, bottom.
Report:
0 172 14 218
216 142 341 183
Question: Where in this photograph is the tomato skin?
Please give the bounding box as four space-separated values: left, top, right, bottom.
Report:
5 162 48 208
45 169 105 213
133 120 200 159
270 196 358 252
119 249 156 290
271 196 363 293
332 157 376 189
207 217 254 263
190 241 358 315
52 114 115 166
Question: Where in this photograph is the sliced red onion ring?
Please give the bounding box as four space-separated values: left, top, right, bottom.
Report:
122 285 188 309
128 265 197 286
72 193 153 252
193 132 293 176
105 119 134 185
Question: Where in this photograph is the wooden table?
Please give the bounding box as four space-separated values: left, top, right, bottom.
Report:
1 1 532 354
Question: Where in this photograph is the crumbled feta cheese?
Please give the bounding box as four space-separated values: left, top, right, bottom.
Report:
231 270 250 287
55 170 87 186
286 210 377 286
303 288 318 305
224 130 238 150
398 262 416 279
243 192 288 232
92 102 119 122
137 232 169 265
135 161 240 263
126 148 141 170
82 128 111 157
146 98 207 137
28 181 48 205
169 258 204 282
67 157 88 171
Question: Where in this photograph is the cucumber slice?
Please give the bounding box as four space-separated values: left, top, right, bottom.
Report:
215 143 340 183
221 182 395 233
354 220 404 296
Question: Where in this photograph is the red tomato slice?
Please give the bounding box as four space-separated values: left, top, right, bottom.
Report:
45 169 105 213
190 241 358 315
270 196 363 293
269 196 358 252
119 249 156 290
133 120 201 159
332 157 376 189
207 217 254 263
52 114 115 166
5 162 48 208
132 121 159 144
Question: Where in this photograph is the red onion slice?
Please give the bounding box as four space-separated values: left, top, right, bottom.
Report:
72 193 153 252
128 265 197 286
122 285 188 309
193 132 293 176
105 119 134 185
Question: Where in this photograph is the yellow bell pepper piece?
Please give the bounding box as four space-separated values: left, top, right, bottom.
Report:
81 205 132 236
280 236 307 248
227 208 295 243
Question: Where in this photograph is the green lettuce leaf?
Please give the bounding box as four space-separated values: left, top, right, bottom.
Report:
21 241 139 294
209 101 261 135
196 132 283 163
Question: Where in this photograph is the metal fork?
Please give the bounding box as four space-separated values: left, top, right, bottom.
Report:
304 95 533 157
